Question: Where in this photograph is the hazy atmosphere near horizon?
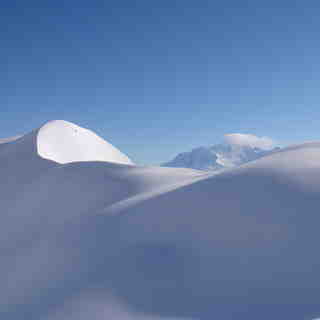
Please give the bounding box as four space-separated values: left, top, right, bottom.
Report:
3 0 320 164
2 2 320 320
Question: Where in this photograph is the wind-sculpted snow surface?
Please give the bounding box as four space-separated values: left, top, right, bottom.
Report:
37 120 133 165
1 121 320 320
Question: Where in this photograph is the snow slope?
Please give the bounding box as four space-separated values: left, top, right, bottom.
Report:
0 135 22 144
37 120 133 165
1 121 320 320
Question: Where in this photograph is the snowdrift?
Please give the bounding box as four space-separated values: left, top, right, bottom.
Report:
1 121 320 320
37 120 133 165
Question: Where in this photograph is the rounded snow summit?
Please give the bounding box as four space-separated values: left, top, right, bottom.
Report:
37 120 133 165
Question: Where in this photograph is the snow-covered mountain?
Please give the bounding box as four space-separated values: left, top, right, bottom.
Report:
37 120 133 165
162 142 280 171
1 120 320 320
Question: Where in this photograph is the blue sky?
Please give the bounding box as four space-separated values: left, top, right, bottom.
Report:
2 0 320 164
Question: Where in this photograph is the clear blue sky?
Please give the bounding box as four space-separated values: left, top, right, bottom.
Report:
2 0 320 164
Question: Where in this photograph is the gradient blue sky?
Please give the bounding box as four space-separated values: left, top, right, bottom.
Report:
2 0 320 164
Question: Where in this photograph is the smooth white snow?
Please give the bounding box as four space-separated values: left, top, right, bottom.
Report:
1 121 320 320
37 120 133 165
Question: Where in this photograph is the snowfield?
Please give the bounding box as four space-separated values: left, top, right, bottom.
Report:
1 120 320 320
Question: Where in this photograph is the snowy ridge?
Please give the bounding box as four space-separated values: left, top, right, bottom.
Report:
37 120 133 165
162 143 280 171
1 121 320 320
0 135 22 144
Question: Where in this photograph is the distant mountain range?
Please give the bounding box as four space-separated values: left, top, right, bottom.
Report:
162 143 281 171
